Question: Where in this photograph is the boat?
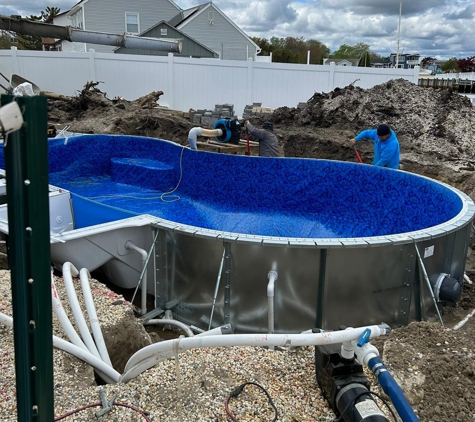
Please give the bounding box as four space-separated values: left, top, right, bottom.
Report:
0 133 473 333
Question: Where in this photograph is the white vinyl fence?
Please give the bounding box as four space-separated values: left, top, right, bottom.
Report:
0 47 419 117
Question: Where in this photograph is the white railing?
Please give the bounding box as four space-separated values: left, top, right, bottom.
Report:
0 47 419 117
435 72 475 81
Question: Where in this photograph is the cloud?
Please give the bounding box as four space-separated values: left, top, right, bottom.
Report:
2 0 474 60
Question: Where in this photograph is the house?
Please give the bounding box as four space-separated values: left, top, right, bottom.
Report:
57 0 182 53
168 2 260 61
323 58 360 66
370 58 391 68
53 0 260 60
389 53 420 69
114 21 218 58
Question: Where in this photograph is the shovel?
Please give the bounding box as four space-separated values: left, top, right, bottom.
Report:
353 145 363 164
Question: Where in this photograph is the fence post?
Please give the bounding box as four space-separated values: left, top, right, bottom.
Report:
88 49 96 82
10 46 19 75
413 66 420 84
328 62 336 92
167 53 175 110
1 94 54 421
246 58 253 106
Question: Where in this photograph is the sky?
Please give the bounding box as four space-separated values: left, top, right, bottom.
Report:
1 0 474 60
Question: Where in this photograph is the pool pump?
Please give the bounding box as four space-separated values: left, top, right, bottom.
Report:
213 117 241 144
314 329 389 422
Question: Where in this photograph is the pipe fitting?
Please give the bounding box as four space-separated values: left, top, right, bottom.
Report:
187 127 223 150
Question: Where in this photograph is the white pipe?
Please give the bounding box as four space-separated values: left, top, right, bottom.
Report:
267 270 278 350
62 262 102 359
51 275 89 353
144 319 194 337
121 324 390 383
187 127 223 150
0 312 120 384
464 273 472 285
79 268 113 367
125 241 148 315
453 308 475 330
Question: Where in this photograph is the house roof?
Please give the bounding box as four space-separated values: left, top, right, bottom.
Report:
171 2 260 52
113 20 218 57
325 58 360 66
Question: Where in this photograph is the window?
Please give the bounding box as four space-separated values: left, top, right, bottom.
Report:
161 28 167 36
125 13 139 34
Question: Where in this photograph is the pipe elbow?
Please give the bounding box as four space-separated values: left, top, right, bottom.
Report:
63 261 79 277
267 270 278 297
79 267 91 280
187 127 203 150
125 240 147 260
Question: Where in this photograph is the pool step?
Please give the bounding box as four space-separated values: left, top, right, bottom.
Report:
110 157 175 191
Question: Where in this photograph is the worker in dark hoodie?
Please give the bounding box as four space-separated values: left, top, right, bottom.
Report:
349 123 400 169
244 121 281 157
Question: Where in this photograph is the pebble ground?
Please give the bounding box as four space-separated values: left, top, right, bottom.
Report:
0 269 395 421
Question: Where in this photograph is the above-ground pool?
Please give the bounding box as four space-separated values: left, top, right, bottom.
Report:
1 134 473 332
45 134 464 239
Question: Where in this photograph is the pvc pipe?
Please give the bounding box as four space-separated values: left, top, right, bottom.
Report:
62 262 102 359
144 319 194 337
187 127 223 150
121 324 391 383
267 270 278 350
453 308 475 330
51 275 89 353
0 312 120 384
464 273 472 285
79 268 113 367
125 241 148 315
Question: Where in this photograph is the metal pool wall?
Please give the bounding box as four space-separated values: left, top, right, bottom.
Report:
152 189 474 332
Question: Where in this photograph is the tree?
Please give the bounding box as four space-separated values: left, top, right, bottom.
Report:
358 51 372 67
332 43 370 59
421 57 436 69
0 32 14 49
457 57 475 73
252 36 329 64
441 57 460 73
16 7 61 50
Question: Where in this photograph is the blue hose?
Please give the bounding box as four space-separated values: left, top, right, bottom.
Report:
368 356 420 422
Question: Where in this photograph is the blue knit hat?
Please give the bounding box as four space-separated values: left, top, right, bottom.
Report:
377 124 390 136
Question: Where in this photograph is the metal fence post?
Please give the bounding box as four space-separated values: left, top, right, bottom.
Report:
1 94 54 421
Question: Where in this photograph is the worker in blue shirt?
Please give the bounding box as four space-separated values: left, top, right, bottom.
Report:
349 124 400 169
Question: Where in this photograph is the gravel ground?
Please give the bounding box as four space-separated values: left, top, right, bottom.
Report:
0 269 346 422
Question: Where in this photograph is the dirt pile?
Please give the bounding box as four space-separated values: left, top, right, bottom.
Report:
44 79 475 421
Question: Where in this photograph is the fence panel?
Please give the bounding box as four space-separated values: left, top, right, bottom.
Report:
0 48 419 117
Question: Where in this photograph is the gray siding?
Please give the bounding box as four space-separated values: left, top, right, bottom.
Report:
82 0 181 53
115 23 217 58
179 5 257 61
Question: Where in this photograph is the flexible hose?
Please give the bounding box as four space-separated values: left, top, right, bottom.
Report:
79 268 113 367
62 262 102 359
0 312 120 384
144 318 194 337
51 275 89 353
368 356 419 422
121 324 390 383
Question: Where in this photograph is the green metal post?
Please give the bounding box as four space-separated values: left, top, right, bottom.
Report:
1 95 54 421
